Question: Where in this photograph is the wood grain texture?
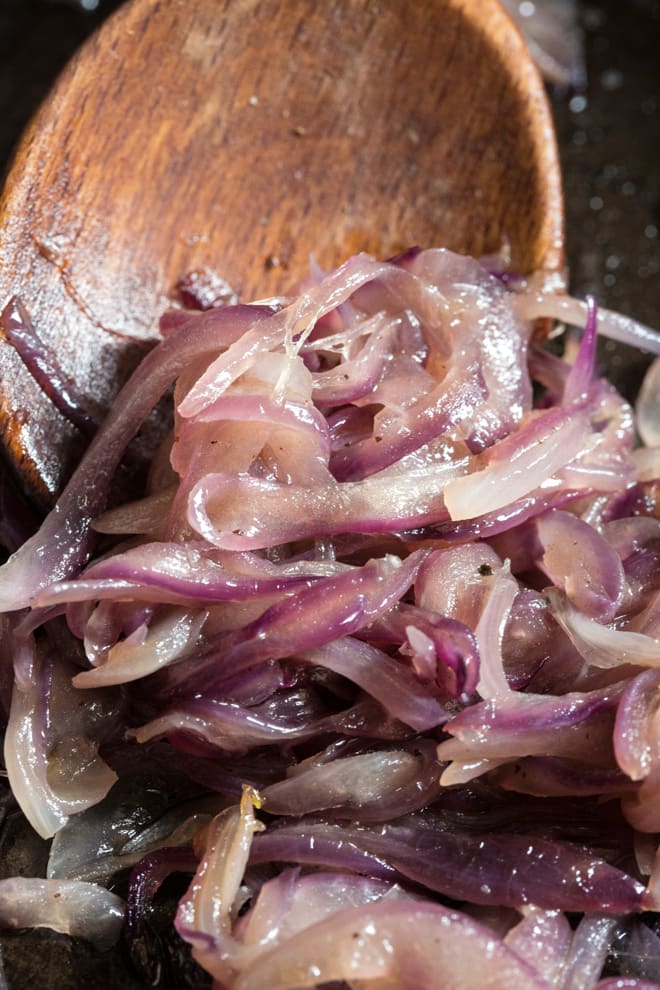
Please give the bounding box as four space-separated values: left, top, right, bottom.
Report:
0 0 563 503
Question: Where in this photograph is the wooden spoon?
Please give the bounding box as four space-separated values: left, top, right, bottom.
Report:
0 0 563 505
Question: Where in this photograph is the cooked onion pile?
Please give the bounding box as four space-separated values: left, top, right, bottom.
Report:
1 248 660 988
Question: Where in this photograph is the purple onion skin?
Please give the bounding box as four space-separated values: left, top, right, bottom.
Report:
361 828 645 913
439 489 586 542
249 829 401 884
564 295 598 403
147 554 427 702
1 297 99 438
494 756 637 797
76 543 325 603
444 681 623 736
372 606 479 699
250 817 645 914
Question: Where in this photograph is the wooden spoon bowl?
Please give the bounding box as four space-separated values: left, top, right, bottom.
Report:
0 0 563 504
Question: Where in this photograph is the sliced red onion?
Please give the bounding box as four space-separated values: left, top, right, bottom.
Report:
169 351 336 539
546 588 660 669
310 312 401 403
38 543 338 608
380 604 479 699
202 552 427 678
249 823 399 885
494 757 635 798
499 587 567 692
440 489 587 543
440 755 510 786
100 553 426 704
132 694 406 753
155 654 286 708
443 406 591 521
235 871 416 951
621 767 660 835
232 900 554 990
517 289 660 355
0 304 275 611
614 669 660 781
195 391 331 460
47 760 216 883
73 606 208 687
437 684 623 771
563 295 598 404
561 915 620 990
251 816 646 914
187 457 466 551
416 543 504 626
299 637 448 731
333 361 489 480
126 846 200 937
0 877 125 948
602 517 660 562
329 251 532 479
1 297 98 438
3 638 117 838
81 598 154 666
474 564 518 701
92 486 176 535
632 447 660 484
3 247 660 982
634 832 657 878
636 356 660 448
177 255 396 419
416 547 515 700
175 786 266 984
535 509 625 621
261 742 442 820
504 907 572 987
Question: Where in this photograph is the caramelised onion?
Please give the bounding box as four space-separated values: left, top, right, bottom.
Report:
0 247 659 984
614 670 660 782
260 739 442 819
535 509 625 621
504 906 572 985
0 877 125 947
637 357 660 447
232 901 555 990
546 588 660 669
560 915 621 990
249 813 647 914
3 628 118 838
0 303 276 611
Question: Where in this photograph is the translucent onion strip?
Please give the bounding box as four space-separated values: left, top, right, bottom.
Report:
0 877 125 948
